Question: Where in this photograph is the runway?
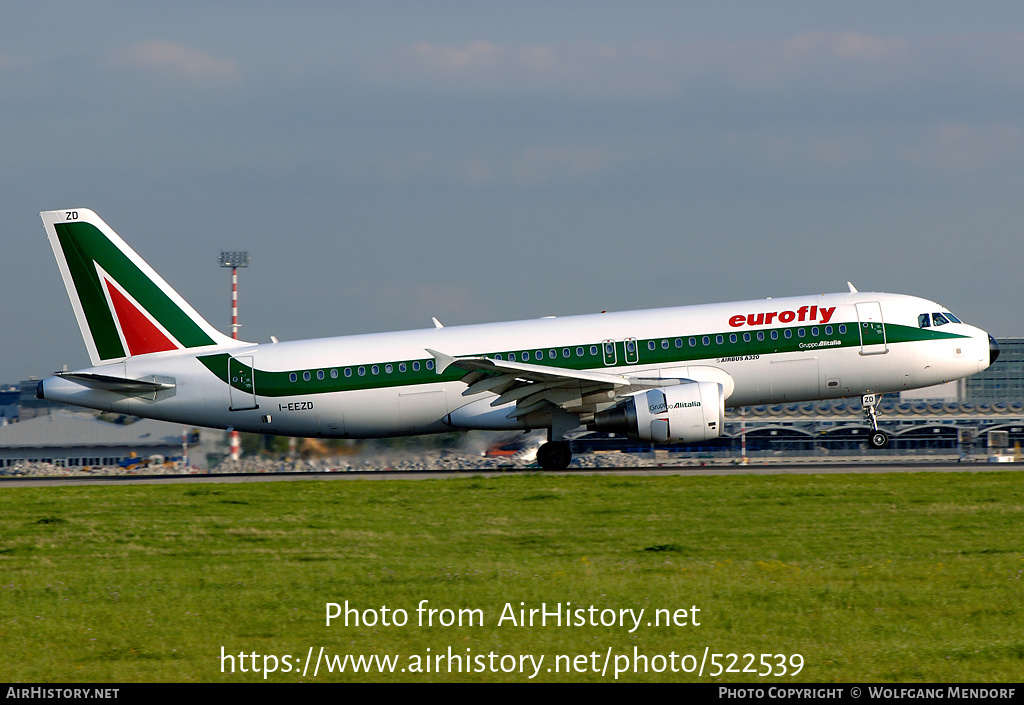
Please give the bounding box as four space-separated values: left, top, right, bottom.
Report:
1 461 1018 487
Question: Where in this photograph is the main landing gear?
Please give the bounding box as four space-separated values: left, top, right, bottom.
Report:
537 441 572 470
863 393 889 449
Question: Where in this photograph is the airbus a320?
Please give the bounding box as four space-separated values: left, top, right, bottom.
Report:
36 209 999 469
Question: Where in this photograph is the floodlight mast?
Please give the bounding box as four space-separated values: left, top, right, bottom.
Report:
219 251 250 340
219 251 250 461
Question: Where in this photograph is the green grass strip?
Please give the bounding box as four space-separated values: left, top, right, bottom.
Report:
0 472 1021 682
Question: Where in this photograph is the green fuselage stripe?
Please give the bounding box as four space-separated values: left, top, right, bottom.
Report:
199 322 967 397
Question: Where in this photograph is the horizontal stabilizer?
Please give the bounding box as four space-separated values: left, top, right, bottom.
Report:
56 371 175 395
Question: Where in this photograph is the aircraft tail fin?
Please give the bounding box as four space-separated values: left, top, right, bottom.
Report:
40 209 243 366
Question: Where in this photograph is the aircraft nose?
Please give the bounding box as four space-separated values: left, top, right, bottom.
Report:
989 334 1000 366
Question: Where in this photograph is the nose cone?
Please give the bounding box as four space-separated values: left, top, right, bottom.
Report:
989 335 1000 366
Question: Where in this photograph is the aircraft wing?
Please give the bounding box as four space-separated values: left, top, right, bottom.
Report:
426 348 682 419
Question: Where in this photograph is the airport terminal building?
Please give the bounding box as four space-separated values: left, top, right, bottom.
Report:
0 412 194 470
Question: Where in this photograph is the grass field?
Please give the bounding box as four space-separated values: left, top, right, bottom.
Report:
1 470 1022 682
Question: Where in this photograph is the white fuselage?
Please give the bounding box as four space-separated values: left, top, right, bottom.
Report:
40 291 993 439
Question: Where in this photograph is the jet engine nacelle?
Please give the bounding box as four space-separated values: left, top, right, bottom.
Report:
591 381 724 443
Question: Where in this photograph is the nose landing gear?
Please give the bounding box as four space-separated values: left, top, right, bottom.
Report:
863 394 889 449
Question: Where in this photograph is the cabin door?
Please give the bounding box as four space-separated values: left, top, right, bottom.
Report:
855 302 888 355
228 356 259 411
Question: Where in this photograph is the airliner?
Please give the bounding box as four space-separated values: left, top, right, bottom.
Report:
36 209 999 469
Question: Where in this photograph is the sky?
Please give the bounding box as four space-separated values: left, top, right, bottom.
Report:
3 1 1024 380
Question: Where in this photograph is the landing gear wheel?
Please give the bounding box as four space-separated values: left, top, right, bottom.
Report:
862 393 889 450
537 441 572 470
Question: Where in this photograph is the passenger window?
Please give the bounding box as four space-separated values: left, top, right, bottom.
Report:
716 335 724 345
345 368 352 377
317 370 325 380
509 353 516 362
590 345 599 356
702 336 710 346
825 326 832 335
399 363 407 373
371 365 379 375
689 338 696 347
289 373 297 383
549 349 557 359
330 369 339 379
676 338 683 348
919 314 931 328
302 371 311 381
771 330 778 340
662 340 669 349
757 331 764 342
784 330 792 339
494 354 502 360
426 360 434 370
743 333 750 343
563 348 570 358
729 334 737 343
811 327 819 336
839 325 847 334
644 341 653 351
385 364 393 374
358 366 365 376
536 351 543 361
412 361 421 371
576 347 584 357
798 329 805 338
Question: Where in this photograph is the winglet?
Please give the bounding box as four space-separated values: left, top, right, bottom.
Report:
425 348 455 374
432 317 444 329
847 281 859 293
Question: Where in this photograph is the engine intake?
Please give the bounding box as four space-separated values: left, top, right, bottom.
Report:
590 381 724 443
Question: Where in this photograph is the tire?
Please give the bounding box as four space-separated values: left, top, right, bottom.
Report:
537 441 572 470
869 431 889 449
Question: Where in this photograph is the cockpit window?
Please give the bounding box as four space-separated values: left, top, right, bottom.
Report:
932 312 950 326
945 312 962 324
918 314 931 328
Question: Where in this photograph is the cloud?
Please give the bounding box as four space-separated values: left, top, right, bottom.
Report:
107 41 240 84
377 41 667 96
900 123 1023 171
784 32 907 62
412 40 505 71
365 145 615 186
373 32 1024 97
721 128 882 170
511 145 612 185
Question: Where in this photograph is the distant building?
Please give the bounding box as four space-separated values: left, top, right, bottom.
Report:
0 411 205 469
964 337 1024 401
0 386 18 423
